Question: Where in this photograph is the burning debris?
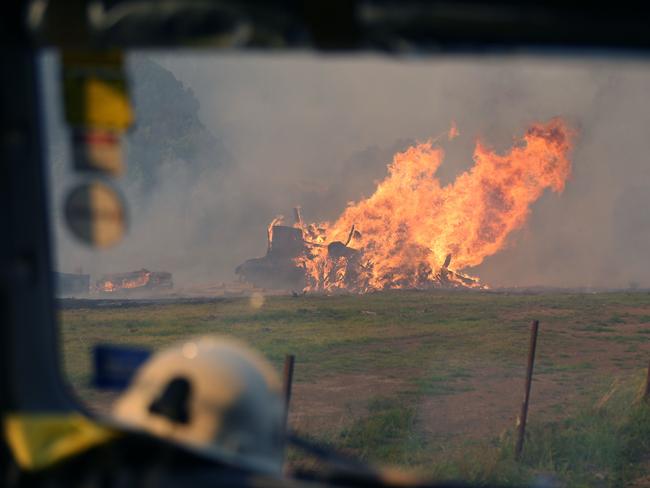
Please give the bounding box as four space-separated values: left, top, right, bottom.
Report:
236 211 481 292
95 269 173 294
238 119 574 293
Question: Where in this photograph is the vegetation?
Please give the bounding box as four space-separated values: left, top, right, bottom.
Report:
328 375 650 487
126 56 228 191
58 290 650 486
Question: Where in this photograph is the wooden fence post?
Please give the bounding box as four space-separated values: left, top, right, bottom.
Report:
515 320 540 460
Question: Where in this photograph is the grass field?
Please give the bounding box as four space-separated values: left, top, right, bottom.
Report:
58 290 650 487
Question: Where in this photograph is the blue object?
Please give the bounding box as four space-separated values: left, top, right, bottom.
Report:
92 344 151 390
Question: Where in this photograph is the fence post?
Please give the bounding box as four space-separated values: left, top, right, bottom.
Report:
282 354 295 431
515 320 539 460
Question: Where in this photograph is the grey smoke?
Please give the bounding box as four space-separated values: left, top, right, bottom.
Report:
45 51 650 289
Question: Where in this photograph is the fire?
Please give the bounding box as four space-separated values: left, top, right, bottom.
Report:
97 270 152 292
122 271 151 289
296 118 574 292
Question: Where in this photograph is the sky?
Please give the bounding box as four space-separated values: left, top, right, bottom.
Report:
47 50 650 289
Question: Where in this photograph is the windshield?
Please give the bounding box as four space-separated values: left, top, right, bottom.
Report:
44 51 650 486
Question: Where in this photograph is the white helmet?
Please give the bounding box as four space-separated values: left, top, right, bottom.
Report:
112 336 285 474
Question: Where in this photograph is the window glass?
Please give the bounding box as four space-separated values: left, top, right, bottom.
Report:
45 51 650 485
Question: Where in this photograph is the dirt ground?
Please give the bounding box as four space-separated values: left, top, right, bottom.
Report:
284 302 649 449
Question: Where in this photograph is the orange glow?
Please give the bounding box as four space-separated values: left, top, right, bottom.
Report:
98 271 151 292
101 281 115 292
122 272 151 289
296 119 574 292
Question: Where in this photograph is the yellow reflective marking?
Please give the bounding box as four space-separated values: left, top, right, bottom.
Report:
62 50 134 130
63 76 133 129
3 413 118 471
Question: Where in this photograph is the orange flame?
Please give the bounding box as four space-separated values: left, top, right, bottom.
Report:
101 281 115 292
298 118 574 292
122 272 151 289
98 270 151 292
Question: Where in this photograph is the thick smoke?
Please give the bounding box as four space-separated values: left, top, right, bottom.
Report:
46 52 650 289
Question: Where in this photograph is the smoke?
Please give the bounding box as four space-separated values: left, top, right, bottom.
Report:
45 51 650 289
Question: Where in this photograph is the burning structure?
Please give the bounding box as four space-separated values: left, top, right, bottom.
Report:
237 119 574 293
95 269 173 294
236 209 480 292
236 212 308 291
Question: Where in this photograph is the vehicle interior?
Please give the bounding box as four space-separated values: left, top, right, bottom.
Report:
2 1 650 487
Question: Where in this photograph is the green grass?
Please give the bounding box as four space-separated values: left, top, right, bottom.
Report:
338 397 427 466
536 361 595 375
329 378 650 487
415 368 475 396
303 377 650 487
58 290 650 485
511 379 650 487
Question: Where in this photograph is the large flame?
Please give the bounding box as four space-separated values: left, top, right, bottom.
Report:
298 118 574 292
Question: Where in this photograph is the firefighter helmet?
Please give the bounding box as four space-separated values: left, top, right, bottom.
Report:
111 336 285 474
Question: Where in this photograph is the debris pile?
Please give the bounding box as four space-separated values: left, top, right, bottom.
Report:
236 218 307 291
236 209 482 293
95 269 173 294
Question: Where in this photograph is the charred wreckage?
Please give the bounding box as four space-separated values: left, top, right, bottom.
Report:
236 208 481 293
96 269 173 294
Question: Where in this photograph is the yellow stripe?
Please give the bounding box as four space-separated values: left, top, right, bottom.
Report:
63 76 134 129
62 50 134 130
3 413 118 470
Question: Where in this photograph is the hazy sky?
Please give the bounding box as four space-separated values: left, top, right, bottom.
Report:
48 51 650 288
